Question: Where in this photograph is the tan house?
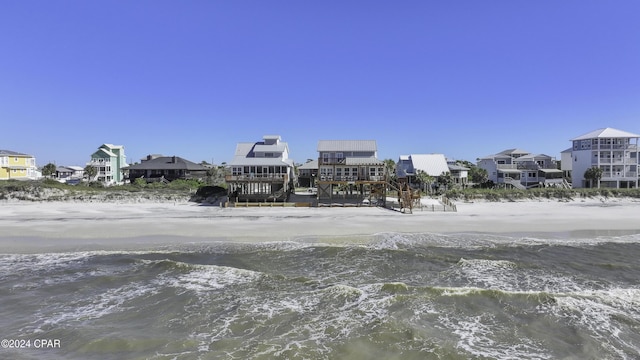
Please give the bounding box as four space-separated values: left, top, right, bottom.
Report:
316 140 387 205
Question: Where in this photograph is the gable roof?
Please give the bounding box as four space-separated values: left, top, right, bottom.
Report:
571 127 640 140
126 156 207 171
317 140 377 152
497 148 530 156
298 159 319 170
399 154 450 176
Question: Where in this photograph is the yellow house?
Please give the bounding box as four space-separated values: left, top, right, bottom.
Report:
0 150 39 180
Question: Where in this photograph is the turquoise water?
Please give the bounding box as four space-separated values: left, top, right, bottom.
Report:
2 232 640 359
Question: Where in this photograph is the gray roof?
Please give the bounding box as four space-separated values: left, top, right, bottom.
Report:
515 153 553 161
298 159 319 170
571 127 640 140
448 164 470 171
344 157 384 166
0 149 31 156
497 148 530 156
254 143 287 153
317 140 377 152
126 156 207 171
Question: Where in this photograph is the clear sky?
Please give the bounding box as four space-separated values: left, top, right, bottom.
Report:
2 1 639 167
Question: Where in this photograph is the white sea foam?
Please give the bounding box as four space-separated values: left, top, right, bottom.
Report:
548 288 640 359
161 263 263 293
36 281 159 330
439 313 552 359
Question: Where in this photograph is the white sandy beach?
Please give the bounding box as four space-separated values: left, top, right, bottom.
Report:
1 197 639 251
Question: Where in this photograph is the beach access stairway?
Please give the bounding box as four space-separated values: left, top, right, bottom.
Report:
504 177 527 190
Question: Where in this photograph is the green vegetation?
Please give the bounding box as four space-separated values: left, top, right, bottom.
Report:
0 179 211 202
445 187 640 202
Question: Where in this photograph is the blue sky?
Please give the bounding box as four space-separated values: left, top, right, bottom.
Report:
2 1 639 166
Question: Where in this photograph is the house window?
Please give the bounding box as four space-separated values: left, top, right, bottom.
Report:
323 153 330 164
336 153 343 162
528 172 536 178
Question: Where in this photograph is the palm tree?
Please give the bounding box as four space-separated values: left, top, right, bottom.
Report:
437 171 454 193
415 170 434 194
383 159 396 181
584 167 603 188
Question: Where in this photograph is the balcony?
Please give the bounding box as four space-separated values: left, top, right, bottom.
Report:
226 173 288 182
317 175 385 182
320 157 347 165
601 171 638 179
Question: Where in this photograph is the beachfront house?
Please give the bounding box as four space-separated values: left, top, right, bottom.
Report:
477 149 564 189
297 159 318 187
396 154 451 187
0 149 39 180
316 140 386 205
126 155 208 183
87 144 127 184
226 135 296 202
569 127 639 188
55 166 84 183
447 160 470 186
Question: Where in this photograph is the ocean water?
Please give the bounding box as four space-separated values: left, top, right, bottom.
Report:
2 232 640 360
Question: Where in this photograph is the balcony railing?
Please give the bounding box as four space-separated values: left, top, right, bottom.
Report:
317 175 385 182
601 172 638 179
226 174 287 182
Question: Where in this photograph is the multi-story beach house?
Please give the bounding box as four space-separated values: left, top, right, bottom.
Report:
396 154 450 184
0 149 39 180
87 144 127 184
316 140 386 204
127 155 209 182
297 159 318 187
447 159 470 186
569 127 639 188
227 135 296 202
477 149 564 189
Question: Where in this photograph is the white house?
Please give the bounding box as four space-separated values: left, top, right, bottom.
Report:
569 127 639 188
478 149 563 189
396 154 451 183
227 135 296 201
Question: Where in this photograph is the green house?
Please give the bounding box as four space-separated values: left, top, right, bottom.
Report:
88 144 127 184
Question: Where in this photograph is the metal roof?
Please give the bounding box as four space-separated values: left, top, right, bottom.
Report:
344 157 384 166
253 143 287 153
448 164 470 171
401 154 450 176
317 140 377 152
498 169 522 173
0 149 31 156
298 159 319 170
571 127 640 140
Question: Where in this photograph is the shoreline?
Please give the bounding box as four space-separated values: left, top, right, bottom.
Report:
1 198 639 252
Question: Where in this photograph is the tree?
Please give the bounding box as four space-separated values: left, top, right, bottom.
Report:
84 165 98 182
415 170 434 194
383 159 396 181
437 171 454 193
42 163 57 178
584 167 603 188
469 166 488 185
